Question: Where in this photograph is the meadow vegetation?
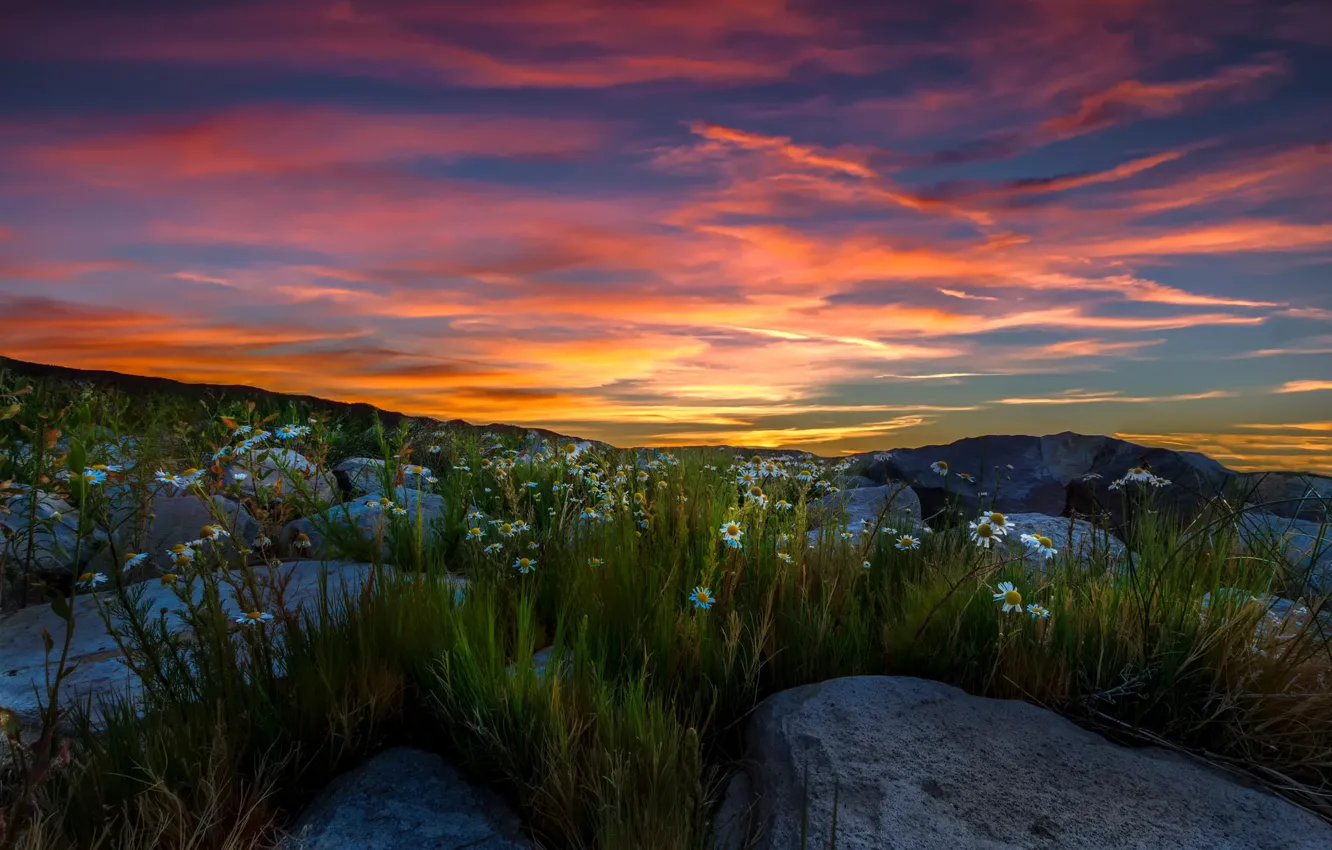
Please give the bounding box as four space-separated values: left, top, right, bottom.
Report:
0 368 1329 849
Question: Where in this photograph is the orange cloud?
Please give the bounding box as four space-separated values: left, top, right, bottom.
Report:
1274 381 1332 393
993 389 1238 405
1040 53 1288 139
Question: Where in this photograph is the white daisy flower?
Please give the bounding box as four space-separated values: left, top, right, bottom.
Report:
993 581 1023 614
1019 533 1058 560
719 520 744 548
235 611 275 626
970 521 999 549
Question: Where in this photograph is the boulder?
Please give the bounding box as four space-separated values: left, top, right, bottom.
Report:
1233 512 1332 593
811 484 921 531
227 447 337 504
1234 472 1331 522
995 512 1131 573
719 676 1332 850
279 489 445 560
831 475 878 491
284 747 531 849
92 492 262 574
1 489 106 578
864 433 1237 536
0 560 381 770
333 457 387 495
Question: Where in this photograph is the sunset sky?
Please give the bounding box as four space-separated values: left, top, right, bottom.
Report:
1 1 1330 471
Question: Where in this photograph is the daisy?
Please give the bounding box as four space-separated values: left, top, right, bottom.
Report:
956 472 975 483
894 535 921 551
587 557 604 568
466 526 484 541
292 533 311 551
1020 533 1058 560
81 469 107 485
689 586 714 610
993 581 1023 614
775 499 793 511
777 552 793 564
198 524 229 541
745 486 768 508
123 552 149 570
428 445 441 453
255 534 272 548
970 521 999 549
483 543 503 556
719 520 744 548
978 512 1012 536
390 505 408 516
931 461 949 476
235 611 275 626
77 571 107 589
276 425 300 439
862 560 872 569
513 556 537 574
1028 604 1051 620
159 573 179 587
233 425 253 436
467 508 485 522
839 531 854 541
167 543 195 566
233 472 248 482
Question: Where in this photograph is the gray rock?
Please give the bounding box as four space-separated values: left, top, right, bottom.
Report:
1 490 106 577
333 457 387 495
812 484 921 532
995 512 1131 573
831 475 878 491
91 493 262 574
227 447 337 504
0 560 381 769
723 676 1332 850
504 645 572 682
1233 512 1332 594
1234 472 1331 523
284 747 531 849
279 489 445 560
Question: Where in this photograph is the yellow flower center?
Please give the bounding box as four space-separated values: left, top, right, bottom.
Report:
78 572 93 583
989 512 1006 525
501 523 513 533
161 573 177 585
246 612 264 621
977 525 993 537
726 524 739 536
1035 536 1052 548
183 468 199 476
199 525 215 538
171 543 189 553
1005 589 1022 606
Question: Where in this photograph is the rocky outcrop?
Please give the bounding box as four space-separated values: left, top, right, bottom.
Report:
284 747 531 849
278 489 446 560
863 432 1237 535
716 676 1332 850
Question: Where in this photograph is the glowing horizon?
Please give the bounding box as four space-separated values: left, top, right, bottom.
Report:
1 1 1329 472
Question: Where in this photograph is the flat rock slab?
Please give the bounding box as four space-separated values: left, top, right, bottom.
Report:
812 484 922 530
721 676 1332 850
996 512 1130 573
285 747 531 849
0 561 382 764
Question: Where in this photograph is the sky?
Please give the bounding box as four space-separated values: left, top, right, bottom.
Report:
1 0 1330 472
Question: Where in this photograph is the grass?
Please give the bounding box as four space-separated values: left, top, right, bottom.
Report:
0 367 1330 849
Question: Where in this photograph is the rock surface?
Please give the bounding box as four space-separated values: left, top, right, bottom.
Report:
285 747 531 849
1233 511 1332 592
0 561 379 768
278 489 446 560
1 489 106 577
228 447 338 504
863 432 1238 536
812 483 922 531
1235 472 1331 522
719 676 1332 850
93 492 263 574
996 512 1130 573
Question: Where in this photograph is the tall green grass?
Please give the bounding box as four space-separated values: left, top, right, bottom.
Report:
1 372 1329 850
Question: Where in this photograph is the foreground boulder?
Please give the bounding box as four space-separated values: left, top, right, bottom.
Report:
285 747 531 849
0 561 379 769
93 492 263 574
1234 512 1332 593
716 676 1332 850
